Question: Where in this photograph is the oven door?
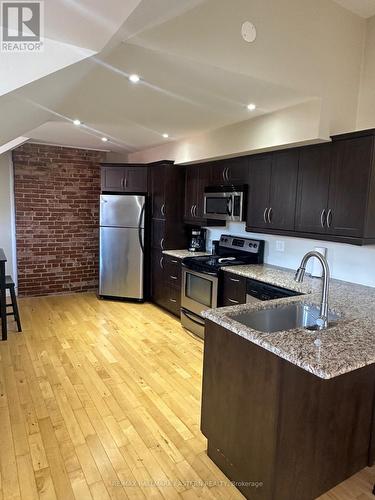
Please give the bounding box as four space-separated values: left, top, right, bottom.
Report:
204 192 243 221
181 267 218 317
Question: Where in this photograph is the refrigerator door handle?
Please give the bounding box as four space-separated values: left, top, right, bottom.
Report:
138 204 145 253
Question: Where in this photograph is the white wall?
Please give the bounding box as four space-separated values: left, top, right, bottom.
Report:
357 15 375 129
0 152 17 281
206 222 375 287
128 100 327 164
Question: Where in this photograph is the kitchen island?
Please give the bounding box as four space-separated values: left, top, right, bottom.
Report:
201 264 375 500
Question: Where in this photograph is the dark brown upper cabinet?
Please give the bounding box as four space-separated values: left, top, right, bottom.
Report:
184 164 211 222
210 157 249 186
327 134 374 239
295 144 331 234
246 150 299 232
101 164 148 192
296 131 375 243
149 162 185 221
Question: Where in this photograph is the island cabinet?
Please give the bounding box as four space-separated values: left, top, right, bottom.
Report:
246 150 299 232
201 320 375 500
101 164 148 192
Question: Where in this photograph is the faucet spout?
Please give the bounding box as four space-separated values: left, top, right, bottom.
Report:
294 251 330 330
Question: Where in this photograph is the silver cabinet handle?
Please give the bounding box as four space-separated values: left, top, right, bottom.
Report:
121 177 125 189
230 278 240 283
226 167 231 182
228 298 239 304
193 205 197 217
222 167 226 182
124 176 128 188
320 209 326 228
263 207 268 224
159 257 164 269
169 298 177 303
327 209 332 228
160 238 165 250
171 260 178 264
161 204 166 217
170 275 178 280
268 207 273 224
190 205 194 217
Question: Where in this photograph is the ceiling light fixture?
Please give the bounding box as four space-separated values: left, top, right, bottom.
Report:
162 133 169 138
73 119 81 126
247 103 256 111
129 74 140 83
101 137 108 142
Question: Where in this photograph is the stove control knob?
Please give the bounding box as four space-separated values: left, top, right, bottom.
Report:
248 243 253 247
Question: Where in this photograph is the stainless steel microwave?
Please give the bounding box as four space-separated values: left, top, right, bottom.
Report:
203 185 246 222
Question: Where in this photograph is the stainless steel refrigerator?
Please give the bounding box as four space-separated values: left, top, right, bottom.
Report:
99 194 145 300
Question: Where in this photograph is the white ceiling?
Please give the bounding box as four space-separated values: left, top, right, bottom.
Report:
0 0 370 154
333 0 375 18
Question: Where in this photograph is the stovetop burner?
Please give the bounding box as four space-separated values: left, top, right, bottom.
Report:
182 235 264 275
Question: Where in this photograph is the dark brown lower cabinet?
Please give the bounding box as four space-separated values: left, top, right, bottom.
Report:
201 321 375 500
151 252 181 317
219 272 247 307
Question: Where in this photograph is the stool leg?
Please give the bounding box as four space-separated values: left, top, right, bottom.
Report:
9 286 22 332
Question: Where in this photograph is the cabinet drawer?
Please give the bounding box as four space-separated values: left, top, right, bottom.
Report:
164 256 181 288
165 286 181 317
221 273 247 306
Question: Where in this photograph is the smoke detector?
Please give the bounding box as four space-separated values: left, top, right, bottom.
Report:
241 21 257 43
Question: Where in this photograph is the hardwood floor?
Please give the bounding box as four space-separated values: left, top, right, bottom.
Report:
1 293 374 500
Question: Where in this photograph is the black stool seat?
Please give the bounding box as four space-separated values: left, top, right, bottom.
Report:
4 275 22 332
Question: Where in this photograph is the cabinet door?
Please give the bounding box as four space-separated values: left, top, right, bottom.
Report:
220 273 247 307
101 167 125 191
246 155 272 229
150 165 166 219
327 137 373 238
268 150 299 231
151 250 167 308
196 165 211 218
225 157 249 185
123 167 148 192
295 144 331 234
210 161 228 185
151 219 166 250
184 166 198 220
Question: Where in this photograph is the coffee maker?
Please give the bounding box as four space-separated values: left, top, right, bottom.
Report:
188 228 207 252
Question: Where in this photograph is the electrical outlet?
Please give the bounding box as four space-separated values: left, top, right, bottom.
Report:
276 240 285 252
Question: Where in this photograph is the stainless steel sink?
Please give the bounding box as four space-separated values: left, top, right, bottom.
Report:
231 303 340 333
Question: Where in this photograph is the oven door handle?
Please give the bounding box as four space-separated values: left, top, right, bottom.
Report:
181 264 217 276
181 309 206 327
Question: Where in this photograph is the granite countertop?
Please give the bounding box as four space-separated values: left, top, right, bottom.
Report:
203 264 375 380
162 249 211 259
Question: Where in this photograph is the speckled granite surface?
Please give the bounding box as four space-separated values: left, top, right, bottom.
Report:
162 249 211 259
203 264 375 379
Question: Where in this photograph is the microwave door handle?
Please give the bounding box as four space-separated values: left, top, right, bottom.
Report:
226 197 233 216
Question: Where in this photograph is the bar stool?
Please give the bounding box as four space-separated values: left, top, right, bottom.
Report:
5 276 22 332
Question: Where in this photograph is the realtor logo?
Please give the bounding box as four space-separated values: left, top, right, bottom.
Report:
1 1 44 52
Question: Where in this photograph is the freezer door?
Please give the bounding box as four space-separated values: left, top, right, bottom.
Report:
100 195 145 228
99 227 144 298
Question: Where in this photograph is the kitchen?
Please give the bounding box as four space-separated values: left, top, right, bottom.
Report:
2 0 375 499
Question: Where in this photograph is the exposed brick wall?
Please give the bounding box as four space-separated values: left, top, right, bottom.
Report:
13 143 105 296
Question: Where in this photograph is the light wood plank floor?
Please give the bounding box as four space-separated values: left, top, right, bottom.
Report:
1 293 374 500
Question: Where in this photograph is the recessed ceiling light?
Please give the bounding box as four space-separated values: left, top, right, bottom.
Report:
129 74 140 83
162 133 169 138
73 119 81 126
241 21 257 43
101 137 108 142
247 103 256 111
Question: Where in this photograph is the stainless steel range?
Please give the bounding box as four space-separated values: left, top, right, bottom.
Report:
181 235 265 339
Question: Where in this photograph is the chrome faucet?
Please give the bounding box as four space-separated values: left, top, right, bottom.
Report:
295 251 330 330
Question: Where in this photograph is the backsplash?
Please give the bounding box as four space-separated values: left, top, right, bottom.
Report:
205 222 375 288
